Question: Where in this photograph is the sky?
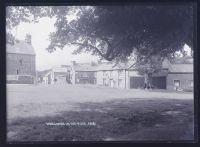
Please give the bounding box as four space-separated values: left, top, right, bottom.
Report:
12 17 99 71
11 17 192 71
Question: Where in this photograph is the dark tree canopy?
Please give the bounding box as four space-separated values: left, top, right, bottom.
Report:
6 5 193 62
46 5 193 61
6 5 194 87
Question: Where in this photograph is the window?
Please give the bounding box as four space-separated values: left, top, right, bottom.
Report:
118 79 123 88
191 80 193 87
19 59 22 65
110 71 113 77
174 80 180 87
94 72 97 78
118 70 123 79
118 70 123 75
103 71 106 76
77 79 79 83
82 72 88 78
103 79 106 86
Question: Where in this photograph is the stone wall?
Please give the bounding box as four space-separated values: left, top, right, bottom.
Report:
7 75 34 84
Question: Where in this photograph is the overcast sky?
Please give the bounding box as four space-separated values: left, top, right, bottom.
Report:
11 16 191 71
12 17 99 71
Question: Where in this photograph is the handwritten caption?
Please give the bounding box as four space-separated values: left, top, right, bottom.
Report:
45 122 96 126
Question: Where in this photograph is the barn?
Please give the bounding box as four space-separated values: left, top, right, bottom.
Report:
6 35 36 84
166 64 193 91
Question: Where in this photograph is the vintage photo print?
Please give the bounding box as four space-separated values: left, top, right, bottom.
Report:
6 3 196 143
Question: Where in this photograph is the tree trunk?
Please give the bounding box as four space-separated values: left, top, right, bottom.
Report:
144 73 152 89
148 73 153 89
144 73 149 89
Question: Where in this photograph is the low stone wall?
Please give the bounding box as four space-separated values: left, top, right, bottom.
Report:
7 75 35 84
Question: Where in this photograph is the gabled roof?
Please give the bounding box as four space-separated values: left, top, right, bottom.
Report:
73 61 136 72
96 63 117 71
52 67 71 73
169 64 193 73
72 57 193 73
6 41 35 55
171 56 193 64
38 66 71 77
37 69 51 76
96 62 134 71
73 63 97 71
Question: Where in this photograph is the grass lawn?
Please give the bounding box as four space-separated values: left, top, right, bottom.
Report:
7 84 194 142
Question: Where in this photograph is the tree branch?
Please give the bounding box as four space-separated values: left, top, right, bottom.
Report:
71 42 113 61
99 37 114 59
128 53 154 69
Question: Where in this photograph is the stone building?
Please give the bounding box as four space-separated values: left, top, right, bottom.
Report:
37 65 72 85
6 35 36 84
165 63 193 91
95 62 144 89
70 57 193 91
71 61 97 85
70 61 144 89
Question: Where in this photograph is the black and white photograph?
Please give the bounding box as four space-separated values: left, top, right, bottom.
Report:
6 4 195 142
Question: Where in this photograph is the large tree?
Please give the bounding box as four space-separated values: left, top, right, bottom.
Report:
6 5 194 86
46 5 193 60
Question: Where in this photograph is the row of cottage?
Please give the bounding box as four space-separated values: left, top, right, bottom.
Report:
6 36 193 91
37 57 193 91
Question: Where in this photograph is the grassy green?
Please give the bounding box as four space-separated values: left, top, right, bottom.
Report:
7 98 194 142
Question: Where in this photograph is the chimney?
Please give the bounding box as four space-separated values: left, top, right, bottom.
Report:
162 58 170 69
25 34 32 44
91 61 97 66
97 60 102 64
61 65 68 68
71 61 76 66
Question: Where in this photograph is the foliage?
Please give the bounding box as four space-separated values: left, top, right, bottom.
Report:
6 5 194 84
6 5 193 60
46 5 193 62
6 6 62 44
135 52 163 75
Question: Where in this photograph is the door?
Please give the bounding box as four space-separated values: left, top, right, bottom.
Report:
110 79 114 88
152 76 167 89
56 76 67 84
48 74 51 84
118 79 123 88
130 76 145 89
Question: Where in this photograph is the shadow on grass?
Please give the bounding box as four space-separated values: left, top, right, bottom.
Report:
7 98 194 142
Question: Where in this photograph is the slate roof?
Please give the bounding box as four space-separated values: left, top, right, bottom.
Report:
7 41 35 55
168 64 193 73
52 67 71 73
96 62 134 71
37 66 71 77
73 59 193 75
73 63 98 71
37 69 51 76
171 56 193 64
73 61 136 72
